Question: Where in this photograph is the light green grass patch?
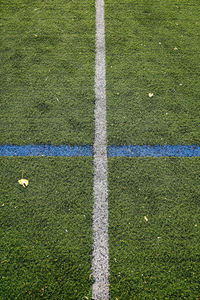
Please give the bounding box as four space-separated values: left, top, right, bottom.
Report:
0 157 93 299
0 0 95 145
108 158 200 299
106 0 200 145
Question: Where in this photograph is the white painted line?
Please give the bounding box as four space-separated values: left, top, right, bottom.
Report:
92 0 109 299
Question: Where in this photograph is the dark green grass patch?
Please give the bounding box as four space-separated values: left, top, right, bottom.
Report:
108 158 200 299
0 0 95 145
0 157 93 299
106 0 200 145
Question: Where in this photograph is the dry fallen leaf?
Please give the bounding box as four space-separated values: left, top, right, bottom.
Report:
148 93 154 98
174 47 178 51
18 179 29 188
144 216 148 222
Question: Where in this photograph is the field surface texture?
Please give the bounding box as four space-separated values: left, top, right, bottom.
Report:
0 0 200 299
0 0 95 145
108 158 200 299
105 0 200 145
0 158 93 299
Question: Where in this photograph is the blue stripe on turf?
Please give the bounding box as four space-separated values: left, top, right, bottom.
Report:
108 145 200 157
0 145 200 157
0 145 93 157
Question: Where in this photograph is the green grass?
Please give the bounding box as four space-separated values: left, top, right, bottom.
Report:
108 158 200 299
106 0 200 145
0 0 95 145
0 157 93 299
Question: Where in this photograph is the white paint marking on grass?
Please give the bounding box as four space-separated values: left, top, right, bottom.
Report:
92 0 109 299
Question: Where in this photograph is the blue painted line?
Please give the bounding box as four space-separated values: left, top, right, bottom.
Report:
0 144 93 157
108 145 200 157
0 144 199 157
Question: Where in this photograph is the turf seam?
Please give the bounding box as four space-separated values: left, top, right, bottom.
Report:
92 0 109 299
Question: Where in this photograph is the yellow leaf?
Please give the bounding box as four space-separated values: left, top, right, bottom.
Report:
18 179 29 188
148 93 154 98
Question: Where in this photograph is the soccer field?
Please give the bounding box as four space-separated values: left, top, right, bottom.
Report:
0 0 200 299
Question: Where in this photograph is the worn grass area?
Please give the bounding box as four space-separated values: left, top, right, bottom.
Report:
106 0 200 145
0 157 93 299
108 158 200 299
0 0 95 145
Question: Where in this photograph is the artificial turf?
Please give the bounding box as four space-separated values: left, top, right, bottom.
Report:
105 0 200 145
0 157 93 299
1 1 200 299
108 158 200 299
0 0 95 145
